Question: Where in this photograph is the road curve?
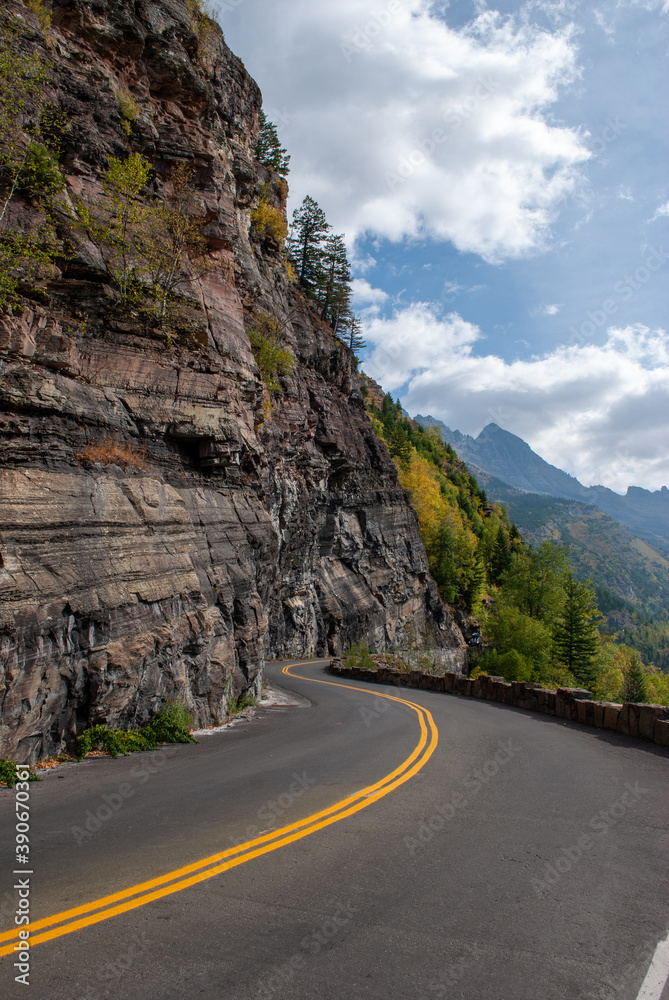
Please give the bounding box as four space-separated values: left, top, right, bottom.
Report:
1 659 668 1000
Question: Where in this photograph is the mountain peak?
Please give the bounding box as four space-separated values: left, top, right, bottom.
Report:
413 414 669 551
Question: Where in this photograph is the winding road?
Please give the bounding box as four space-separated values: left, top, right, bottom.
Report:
1 659 668 999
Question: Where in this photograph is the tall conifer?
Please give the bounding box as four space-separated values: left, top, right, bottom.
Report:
255 110 290 176
287 195 330 291
553 574 601 687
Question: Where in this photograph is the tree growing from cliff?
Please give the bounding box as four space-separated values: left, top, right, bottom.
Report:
255 110 290 176
74 154 213 324
186 0 218 65
247 312 295 392
287 195 331 292
315 232 353 335
342 317 366 367
0 25 67 307
287 196 365 365
74 152 153 306
142 162 212 321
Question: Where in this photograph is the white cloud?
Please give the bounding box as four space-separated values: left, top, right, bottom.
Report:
351 279 390 317
650 200 669 222
222 1 589 262
536 303 561 315
442 279 487 299
363 310 669 491
350 251 377 274
351 278 389 307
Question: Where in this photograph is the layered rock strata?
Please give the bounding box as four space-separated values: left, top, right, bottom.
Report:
0 0 463 761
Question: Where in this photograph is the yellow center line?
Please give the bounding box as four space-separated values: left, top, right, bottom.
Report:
0 659 438 956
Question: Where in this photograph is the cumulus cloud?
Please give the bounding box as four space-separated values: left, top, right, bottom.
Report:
351 278 389 312
222 0 589 262
363 309 669 491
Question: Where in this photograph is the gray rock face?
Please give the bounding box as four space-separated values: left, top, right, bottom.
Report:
0 0 463 761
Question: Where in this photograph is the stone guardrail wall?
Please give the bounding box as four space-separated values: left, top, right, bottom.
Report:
329 662 669 748
378 649 468 674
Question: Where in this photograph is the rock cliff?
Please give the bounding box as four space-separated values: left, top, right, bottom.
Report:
0 0 464 761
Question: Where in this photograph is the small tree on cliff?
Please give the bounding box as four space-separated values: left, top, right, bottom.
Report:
255 110 290 176
341 316 366 368
74 152 153 306
143 162 212 321
0 26 65 306
74 154 212 322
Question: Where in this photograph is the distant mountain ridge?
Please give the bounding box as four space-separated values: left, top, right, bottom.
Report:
414 416 669 552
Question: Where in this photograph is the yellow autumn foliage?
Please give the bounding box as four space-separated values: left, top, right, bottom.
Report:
396 452 444 546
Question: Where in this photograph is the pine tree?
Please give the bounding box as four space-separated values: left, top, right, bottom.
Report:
255 110 290 176
388 423 412 470
341 316 366 365
316 232 352 333
622 652 648 704
553 574 601 688
287 195 330 292
489 524 512 584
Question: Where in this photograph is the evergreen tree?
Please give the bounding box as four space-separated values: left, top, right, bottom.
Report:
553 574 601 687
489 523 512 584
287 195 330 291
316 232 351 333
342 316 366 365
255 110 290 176
622 652 648 703
286 196 362 350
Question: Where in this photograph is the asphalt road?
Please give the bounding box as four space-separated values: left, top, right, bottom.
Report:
1 659 668 1000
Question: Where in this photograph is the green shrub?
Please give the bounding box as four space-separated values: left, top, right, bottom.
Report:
534 663 577 690
186 0 217 62
0 760 41 788
480 601 553 673
116 91 140 136
251 198 288 243
20 142 64 201
76 724 157 759
248 313 295 391
343 640 375 670
0 224 61 308
76 700 197 759
143 700 197 744
476 649 534 682
227 692 259 718
25 0 52 31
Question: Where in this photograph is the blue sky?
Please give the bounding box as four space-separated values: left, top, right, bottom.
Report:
221 0 668 492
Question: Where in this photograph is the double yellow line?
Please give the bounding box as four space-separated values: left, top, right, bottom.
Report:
0 661 438 956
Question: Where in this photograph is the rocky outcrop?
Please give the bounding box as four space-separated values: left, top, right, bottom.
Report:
0 0 463 761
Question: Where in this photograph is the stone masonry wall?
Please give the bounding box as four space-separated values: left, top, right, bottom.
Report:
330 663 669 748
